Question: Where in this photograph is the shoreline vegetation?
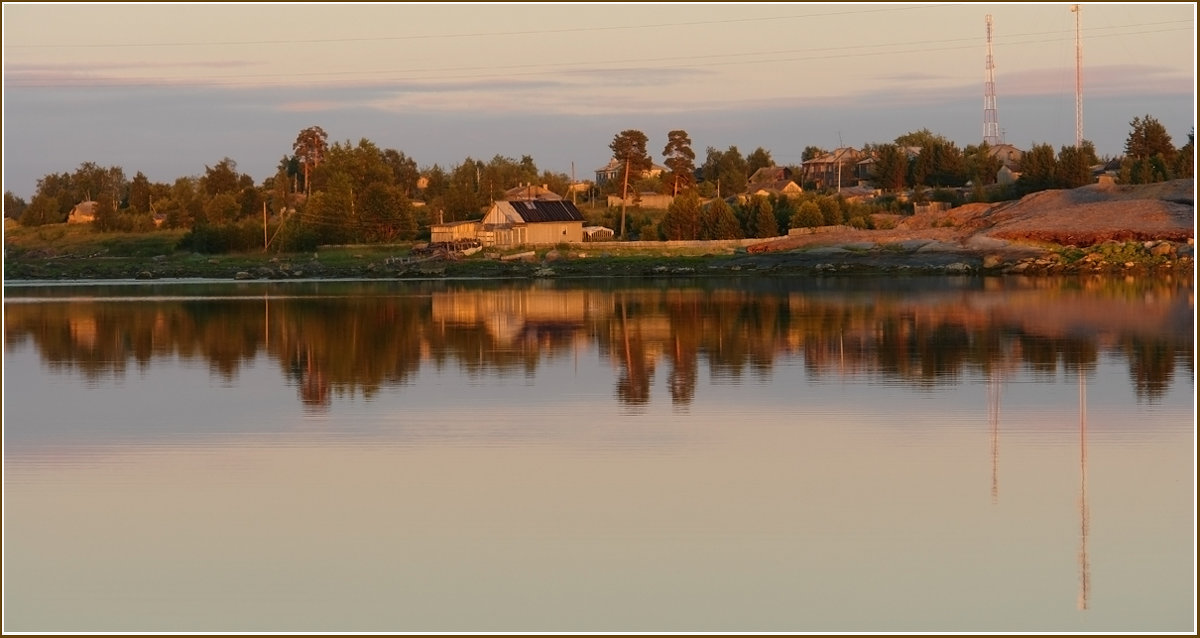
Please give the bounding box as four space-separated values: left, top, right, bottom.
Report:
4 180 1193 284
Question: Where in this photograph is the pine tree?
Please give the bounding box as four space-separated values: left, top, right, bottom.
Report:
751 195 777 238
609 130 652 239
663 130 696 197
662 190 701 240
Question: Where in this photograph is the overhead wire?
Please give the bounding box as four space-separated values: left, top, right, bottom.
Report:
6 5 942 49
6 23 1191 89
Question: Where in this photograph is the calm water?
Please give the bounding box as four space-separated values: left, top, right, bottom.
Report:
3 275 1194 632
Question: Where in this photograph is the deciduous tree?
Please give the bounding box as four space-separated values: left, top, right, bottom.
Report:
963 143 1001 187
746 147 774 175
1175 129 1194 178
383 149 421 197
293 126 329 197
700 146 748 196
4 191 28 220
801 146 828 162
444 157 487 221
20 194 59 226
202 158 241 196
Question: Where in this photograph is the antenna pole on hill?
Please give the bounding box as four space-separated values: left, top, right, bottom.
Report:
983 14 1002 146
1072 4 1084 147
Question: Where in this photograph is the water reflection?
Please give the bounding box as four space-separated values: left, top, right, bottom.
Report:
1079 372 1090 611
3 276 1193 632
4 275 1193 410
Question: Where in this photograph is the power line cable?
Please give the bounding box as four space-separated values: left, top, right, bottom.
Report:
7 25 1190 89
6 5 942 49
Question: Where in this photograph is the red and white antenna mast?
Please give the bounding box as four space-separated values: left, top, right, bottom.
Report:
983 14 1001 146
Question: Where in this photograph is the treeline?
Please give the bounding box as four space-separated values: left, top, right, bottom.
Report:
4 127 578 253
3 115 1192 251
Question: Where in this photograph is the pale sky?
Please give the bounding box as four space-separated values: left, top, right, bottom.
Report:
2 2 1195 199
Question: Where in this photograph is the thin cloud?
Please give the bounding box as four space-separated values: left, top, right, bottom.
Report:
4 60 259 88
878 71 955 84
270 68 713 116
1000 64 1193 97
8 60 254 72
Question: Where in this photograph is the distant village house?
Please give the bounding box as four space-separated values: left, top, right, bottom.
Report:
594 159 668 188
68 201 97 224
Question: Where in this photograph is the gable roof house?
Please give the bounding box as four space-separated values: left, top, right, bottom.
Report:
68 200 97 224
986 144 1024 170
594 159 668 188
504 183 563 201
745 166 802 198
479 200 585 247
747 166 793 186
801 148 865 191
996 164 1022 186
855 156 876 182
746 180 803 199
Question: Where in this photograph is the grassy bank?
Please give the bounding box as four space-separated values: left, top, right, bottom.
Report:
2 225 747 281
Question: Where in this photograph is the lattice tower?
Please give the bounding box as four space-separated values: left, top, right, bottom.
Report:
983 14 1001 146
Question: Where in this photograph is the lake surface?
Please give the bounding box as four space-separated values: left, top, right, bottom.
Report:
3 275 1194 632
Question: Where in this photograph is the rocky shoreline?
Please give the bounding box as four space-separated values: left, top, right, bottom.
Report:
3 237 1194 283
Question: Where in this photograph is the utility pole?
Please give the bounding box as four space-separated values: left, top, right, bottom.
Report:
263 201 268 251
620 158 631 240
1072 4 1083 148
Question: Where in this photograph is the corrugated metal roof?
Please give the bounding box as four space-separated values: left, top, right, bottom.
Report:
509 200 585 223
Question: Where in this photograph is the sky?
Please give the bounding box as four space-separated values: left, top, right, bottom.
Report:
2 2 1195 200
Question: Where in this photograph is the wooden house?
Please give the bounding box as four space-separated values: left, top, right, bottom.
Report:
594 159 668 188
747 166 793 185
480 200 585 247
504 183 563 201
801 148 864 191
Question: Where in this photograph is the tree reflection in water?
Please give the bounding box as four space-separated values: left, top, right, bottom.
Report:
4 276 1192 408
